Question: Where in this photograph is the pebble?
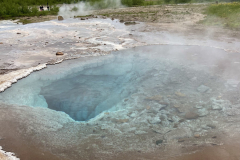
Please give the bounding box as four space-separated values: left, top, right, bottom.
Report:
178 139 185 142
156 139 163 145
175 91 185 97
198 108 209 117
184 111 199 120
195 104 203 109
149 117 161 124
194 134 200 138
207 124 216 129
197 85 210 93
135 130 147 135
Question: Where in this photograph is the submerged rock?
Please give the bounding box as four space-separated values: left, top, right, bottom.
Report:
198 108 209 117
156 139 163 145
135 130 147 135
194 134 200 138
211 98 230 110
184 111 199 120
197 85 210 93
149 116 161 124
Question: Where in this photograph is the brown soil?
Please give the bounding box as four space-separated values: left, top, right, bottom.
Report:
95 4 240 41
96 4 206 24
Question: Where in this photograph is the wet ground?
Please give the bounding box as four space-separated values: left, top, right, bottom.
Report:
1 4 240 160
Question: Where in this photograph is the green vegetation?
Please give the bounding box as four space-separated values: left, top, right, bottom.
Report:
202 2 240 29
121 0 144 6
1 0 240 22
0 0 60 19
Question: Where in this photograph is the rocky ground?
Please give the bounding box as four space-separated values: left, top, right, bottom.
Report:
0 3 240 160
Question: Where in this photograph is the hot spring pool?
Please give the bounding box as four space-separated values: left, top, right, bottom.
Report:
0 45 239 121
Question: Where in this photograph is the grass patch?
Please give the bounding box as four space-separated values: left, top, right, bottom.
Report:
202 2 240 29
18 19 33 24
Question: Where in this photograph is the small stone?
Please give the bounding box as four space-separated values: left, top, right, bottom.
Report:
194 134 200 138
145 95 162 102
198 108 209 117
174 105 184 113
129 112 137 118
156 140 163 145
58 16 64 20
195 104 203 109
197 85 210 93
212 136 217 138
56 52 64 56
173 124 178 128
135 130 147 135
211 98 229 110
207 124 216 129
116 119 129 123
179 119 185 123
146 106 151 110
175 91 186 97
184 111 199 120
120 20 124 23
17 33 21 34
178 139 185 142
81 18 85 20
149 117 161 124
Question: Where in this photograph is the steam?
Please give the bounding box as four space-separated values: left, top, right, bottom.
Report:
58 0 123 18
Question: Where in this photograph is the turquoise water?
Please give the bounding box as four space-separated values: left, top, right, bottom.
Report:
0 45 239 121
